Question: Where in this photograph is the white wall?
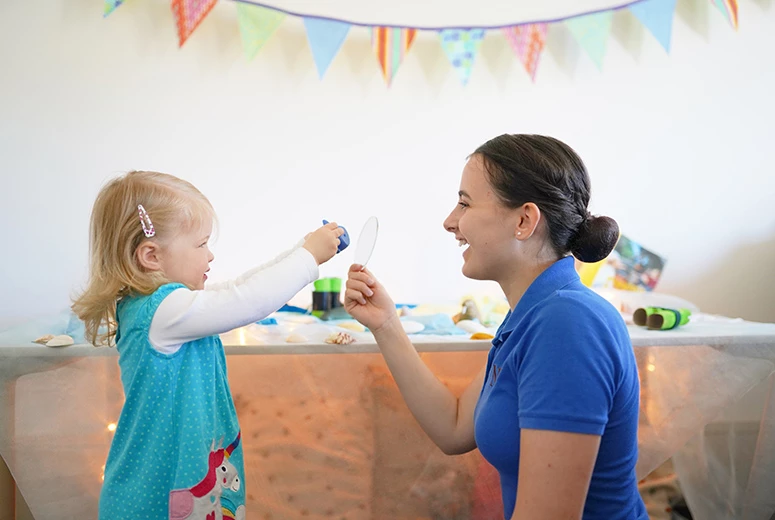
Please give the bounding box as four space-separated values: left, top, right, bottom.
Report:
1 0 774 327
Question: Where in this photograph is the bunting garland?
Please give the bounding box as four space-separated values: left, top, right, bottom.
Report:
371 27 416 85
171 0 219 47
303 18 351 78
629 0 677 52
439 29 486 86
236 3 285 60
711 0 739 29
503 24 548 82
566 11 613 70
102 0 742 85
103 0 124 17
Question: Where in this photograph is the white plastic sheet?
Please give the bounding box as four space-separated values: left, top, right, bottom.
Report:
2 316 775 519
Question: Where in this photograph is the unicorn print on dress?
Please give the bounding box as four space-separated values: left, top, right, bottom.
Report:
169 432 245 520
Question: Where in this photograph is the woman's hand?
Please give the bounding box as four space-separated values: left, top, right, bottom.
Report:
344 264 398 333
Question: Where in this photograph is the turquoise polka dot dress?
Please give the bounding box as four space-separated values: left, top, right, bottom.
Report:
99 283 246 520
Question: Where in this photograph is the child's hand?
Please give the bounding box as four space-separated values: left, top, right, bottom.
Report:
303 222 344 265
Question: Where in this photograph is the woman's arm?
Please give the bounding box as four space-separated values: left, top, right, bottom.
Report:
512 429 601 520
347 266 484 454
511 298 619 519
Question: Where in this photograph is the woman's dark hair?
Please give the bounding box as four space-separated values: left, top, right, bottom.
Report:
473 134 619 263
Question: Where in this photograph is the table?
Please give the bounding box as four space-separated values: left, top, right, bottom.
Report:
2 316 774 519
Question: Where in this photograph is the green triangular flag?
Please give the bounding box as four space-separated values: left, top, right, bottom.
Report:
236 3 286 61
104 0 124 17
566 11 613 70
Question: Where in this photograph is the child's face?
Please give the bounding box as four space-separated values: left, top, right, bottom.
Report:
159 219 214 291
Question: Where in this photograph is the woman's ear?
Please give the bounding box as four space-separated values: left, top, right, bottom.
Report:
515 202 541 240
136 241 163 272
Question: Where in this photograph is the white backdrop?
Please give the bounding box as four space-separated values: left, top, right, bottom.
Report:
0 0 774 327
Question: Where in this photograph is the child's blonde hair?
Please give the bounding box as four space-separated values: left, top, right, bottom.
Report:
72 170 216 346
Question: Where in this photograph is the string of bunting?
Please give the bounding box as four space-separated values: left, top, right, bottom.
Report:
103 0 739 85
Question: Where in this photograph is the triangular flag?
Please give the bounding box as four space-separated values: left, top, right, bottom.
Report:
711 0 739 30
565 11 613 70
503 24 548 81
104 0 124 17
630 0 677 52
171 0 218 47
236 3 285 60
303 18 351 79
439 29 485 86
371 27 416 86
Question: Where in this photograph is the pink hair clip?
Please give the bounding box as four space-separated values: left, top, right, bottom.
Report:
137 204 155 238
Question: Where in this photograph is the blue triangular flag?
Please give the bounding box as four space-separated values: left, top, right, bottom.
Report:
439 29 485 86
303 18 351 79
630 0 677 53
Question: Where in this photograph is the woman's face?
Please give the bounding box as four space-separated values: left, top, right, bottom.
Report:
443 155 520 282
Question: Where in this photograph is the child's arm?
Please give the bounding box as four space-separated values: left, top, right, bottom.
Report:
149 247 318 353
203 238 305 292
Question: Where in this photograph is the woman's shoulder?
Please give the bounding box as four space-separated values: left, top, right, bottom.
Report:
528 286 630 346
536 285 619 321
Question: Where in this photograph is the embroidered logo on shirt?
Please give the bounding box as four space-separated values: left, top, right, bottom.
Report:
490 365 503 386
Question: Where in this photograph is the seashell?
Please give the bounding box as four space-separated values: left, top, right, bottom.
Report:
338 321 365 333
324 331 355 345
285 333 309 343
456 320 489 334
33 334 55 344
45 334 75 347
